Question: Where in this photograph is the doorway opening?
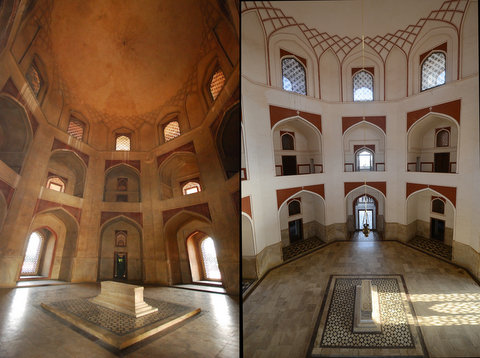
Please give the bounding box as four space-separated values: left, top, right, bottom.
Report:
186 232 222 287
288 219 303 244
114 252 127 279
430 218 445 241
354 195 377 230
282 155 297 175
434 152 449 173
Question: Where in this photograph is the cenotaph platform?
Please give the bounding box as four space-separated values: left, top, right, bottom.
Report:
41 281 200 350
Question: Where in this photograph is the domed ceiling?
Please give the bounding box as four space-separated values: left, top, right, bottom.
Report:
29 0 225 129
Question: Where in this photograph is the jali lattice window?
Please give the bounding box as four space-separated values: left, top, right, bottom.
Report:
46 176 65 192
288 200 301 216
26 62 43 97
182 181 201 195
164 121 181 142
421 52 446 91
432 198 445 214
353 70 373 101
282 58 306 95
281 133 294 150
67 118 85 141
21 231 44 275
115 135 131 151
436 129 449 147
210 69 226 100
200 237 221 280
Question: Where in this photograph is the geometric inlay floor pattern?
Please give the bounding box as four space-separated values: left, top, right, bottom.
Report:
408 236 452 260
41 297 200 349
310 275 427 357
282 236 325 261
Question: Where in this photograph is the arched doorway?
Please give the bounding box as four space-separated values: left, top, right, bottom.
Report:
186 232 221 283
19 227 57 279
353 194 377 230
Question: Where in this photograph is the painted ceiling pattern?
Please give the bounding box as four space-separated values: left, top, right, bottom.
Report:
241 0 468 63
30 0 222 129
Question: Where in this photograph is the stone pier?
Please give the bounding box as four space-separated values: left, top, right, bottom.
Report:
90 281 158 318
353 279 381 333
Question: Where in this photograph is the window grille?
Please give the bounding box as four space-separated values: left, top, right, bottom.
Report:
164 121 181 142
47 177 65 192
67 118 85 141
26 63 42 97
200 237 221 280
281 134 294 150
210 69 226 100
116 135 130 151
288 200 301 216
432 199 445 214
353 70 373 101
21 232 43 275
282 58 306 95
421 52 446 91
436 130 449 147
182 181 201 195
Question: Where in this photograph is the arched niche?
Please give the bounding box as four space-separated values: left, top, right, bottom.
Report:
345 186 385 236
241 10 268 85
98 217 143 281
408 25 458 95
104 164 141 202
186 231 221 283
158 152 201 200
342 46 384 102
407 113 458 173
26 208 79 281
46 150 86 197
0 95 33 174
163 211 220 285
273 117 322 176
268 31 318 97
242 213 256 280
385 45 407 100
278 191 325 247
319 49 341 101
343 122 385 172
216 103 240 179
19 227 56 278
406 189 454 246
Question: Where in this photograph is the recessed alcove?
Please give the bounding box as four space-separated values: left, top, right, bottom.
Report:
46 151 86 197
343 122 385 172
104 164 141 202
158 153 201 200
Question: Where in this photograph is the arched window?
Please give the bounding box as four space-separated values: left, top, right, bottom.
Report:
421 52 446 91
436 129 449 147
288 200 301 216
164 120 181 142
432 198 445 214
281 133 294 150
21 231 44 275
200 237 221 280
26 61 43 97
182 181 201 195
46 176 65 192
67 117 85 141
209 69 226 100
282 57 306 95
353 70 373 101
115 134 131 151
356 148 374 171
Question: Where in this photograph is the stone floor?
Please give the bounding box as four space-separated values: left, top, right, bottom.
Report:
282 236 326 261
243 241 480 358
407 236 453 260
0 283 239 357
351 231 381 241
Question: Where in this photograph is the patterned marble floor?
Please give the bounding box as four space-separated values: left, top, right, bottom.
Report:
407 236 453 260
0 283 239 357
282 236 326 261
244 241 480 358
